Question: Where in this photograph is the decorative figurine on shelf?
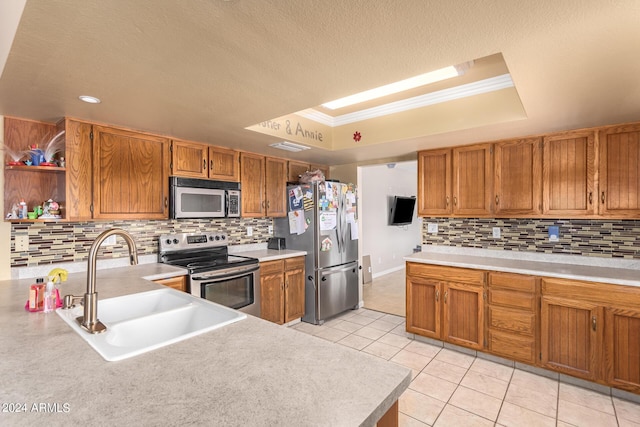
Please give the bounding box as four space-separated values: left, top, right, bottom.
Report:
1 143 29 166
41 199 61 218
40 130 65 166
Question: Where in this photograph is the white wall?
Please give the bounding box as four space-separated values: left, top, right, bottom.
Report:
358 161 421 278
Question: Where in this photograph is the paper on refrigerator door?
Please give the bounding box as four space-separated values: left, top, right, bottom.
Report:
288 210 306 234
350 221 359 240
319 211 337 231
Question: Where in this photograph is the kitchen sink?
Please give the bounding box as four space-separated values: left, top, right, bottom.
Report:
57 288 246 361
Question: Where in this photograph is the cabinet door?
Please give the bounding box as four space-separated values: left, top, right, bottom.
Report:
284 264 305 323
417 149 452 216
598 123 640 217
240 152 266 217
265 157 287 217
452 143 492 216
208 146 239 181
171 139 208 178
494 138 542 216
64 119 94 220
153 276 186 292
261 273 284 324
541 296 601 380
93 126 170 219
543 131 596 216
406 275 441 338
604 306 640 393
443 282 484 350
288 161 310 183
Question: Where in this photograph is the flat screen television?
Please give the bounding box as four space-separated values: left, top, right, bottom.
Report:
388 196 416 226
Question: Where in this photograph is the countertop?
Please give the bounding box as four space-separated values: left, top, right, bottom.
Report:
405 246 640 287
229 247 307 262
0 264 410 426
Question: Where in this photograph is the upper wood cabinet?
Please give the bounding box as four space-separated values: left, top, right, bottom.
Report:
63 119 94 220
598 123 640 217
240 153 287 217
418 144 492 217
92 125 170 219
452 143 493 216
417 148 452 216
171 139 239 182
494 137 542 216
543 131 596 216
288 160 309 183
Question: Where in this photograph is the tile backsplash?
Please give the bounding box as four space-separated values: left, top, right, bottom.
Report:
422 218 640 259
10 218 273 268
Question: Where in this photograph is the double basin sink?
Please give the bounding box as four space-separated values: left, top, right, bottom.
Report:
57 288 246 361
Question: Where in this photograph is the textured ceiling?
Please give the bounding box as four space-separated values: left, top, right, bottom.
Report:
1 0 639 166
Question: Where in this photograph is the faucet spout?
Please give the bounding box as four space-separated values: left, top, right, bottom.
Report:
80 228 139 334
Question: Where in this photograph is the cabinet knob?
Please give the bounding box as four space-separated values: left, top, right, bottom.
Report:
495 195 499 205
601 192 605 204
446 196 449 207
444 291 448 303
203 159 207 171
210 159 214 171
592 316 597 331
435 290 440 302
453 196 457 206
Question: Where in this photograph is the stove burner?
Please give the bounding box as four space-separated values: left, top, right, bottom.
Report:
186 260 221 269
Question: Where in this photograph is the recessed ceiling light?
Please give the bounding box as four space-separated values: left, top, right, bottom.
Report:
79 95 101 104
269 141 310 152
322 63 472 110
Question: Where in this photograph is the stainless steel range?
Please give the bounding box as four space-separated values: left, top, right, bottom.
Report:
158 232 260 317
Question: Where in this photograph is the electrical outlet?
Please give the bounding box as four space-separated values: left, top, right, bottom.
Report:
427 223 438 233
492 227 501 238
15 235 29 252
246 226 253 237
101 235 117 246
268 225 273 235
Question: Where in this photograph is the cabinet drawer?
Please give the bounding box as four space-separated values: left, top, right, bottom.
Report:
260 260 284 276
489 289 536 311
406 263 485 284
489 272 536 292
488 329 536 364
284 256 305 271
488 306 535 335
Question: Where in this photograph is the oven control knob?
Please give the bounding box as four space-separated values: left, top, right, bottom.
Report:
215 235 220 241
165 239 172 245
173 239 179 245
221 235 226 240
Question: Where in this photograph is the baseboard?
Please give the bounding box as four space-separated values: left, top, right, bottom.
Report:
371 265 405 279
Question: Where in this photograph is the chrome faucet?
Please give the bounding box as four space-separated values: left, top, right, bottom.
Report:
63 228 138 334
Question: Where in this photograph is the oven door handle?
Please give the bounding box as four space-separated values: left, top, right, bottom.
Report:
192 265 259 282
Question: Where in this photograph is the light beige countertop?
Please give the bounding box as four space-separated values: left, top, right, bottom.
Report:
0 263 410 426
230 248 307 262
405 246 640 287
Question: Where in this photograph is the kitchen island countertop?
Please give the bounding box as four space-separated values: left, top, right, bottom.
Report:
0 263 410 426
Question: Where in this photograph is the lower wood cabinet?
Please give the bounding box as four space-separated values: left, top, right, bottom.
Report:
260 256 305 324
541 277 640 393
153 275 187 292
487 272 538 364
406 263 485 350
406 263 640 395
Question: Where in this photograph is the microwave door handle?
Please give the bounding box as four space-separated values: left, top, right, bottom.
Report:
225 191 229 217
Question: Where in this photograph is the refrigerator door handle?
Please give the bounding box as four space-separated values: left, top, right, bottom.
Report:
320 262 358 277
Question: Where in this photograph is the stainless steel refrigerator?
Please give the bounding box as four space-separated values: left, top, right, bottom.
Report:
273 181 359 324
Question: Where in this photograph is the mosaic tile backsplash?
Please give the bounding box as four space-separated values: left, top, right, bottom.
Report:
11 218 273 268
422 218 640 259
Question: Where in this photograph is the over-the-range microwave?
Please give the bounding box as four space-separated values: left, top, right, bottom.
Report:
169 177 241 219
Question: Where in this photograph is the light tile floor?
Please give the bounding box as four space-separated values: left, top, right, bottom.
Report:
290 308 640 427
362 268 406 317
